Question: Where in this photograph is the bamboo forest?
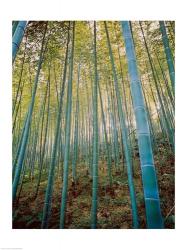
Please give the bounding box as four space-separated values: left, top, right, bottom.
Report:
12 21 175 229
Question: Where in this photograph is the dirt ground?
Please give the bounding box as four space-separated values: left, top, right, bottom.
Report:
13 147 174 229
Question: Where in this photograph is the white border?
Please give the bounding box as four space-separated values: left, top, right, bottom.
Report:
0 0 186 250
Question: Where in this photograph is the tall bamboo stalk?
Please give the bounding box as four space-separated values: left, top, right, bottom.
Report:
105 21 139 228
91 21 99 229
59 21 75 228
121 21 164 229
159 21 175 95
12 21 27 63
41 23 70 228
13 23 48 201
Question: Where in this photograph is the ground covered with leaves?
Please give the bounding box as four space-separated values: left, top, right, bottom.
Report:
13 145 174 229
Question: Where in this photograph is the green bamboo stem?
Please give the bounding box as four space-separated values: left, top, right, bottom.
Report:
42 23 70 229
13 23 48 201
59 22 75 228
105 21 139 228
159 21 175 95
91 21 99 229
121 21 164 229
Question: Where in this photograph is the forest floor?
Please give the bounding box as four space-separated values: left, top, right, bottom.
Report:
13 145 174 229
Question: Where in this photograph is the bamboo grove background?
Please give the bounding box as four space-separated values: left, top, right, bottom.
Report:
12 21 175 229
